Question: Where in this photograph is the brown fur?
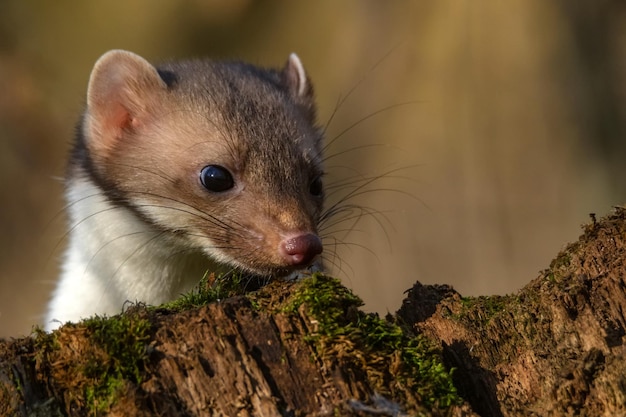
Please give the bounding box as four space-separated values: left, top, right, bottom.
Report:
75 50 324 276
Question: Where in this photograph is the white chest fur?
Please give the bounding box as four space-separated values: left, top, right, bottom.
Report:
45 176 212 331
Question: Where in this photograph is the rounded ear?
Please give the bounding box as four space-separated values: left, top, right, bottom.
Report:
85 50 167 157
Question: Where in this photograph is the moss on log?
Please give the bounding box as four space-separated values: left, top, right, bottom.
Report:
0 275 468 416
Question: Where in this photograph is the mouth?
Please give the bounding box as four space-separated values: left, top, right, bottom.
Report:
252 261 320 279
229 255 323 280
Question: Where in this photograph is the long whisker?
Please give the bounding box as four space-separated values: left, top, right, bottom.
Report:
323 143 404 163
327 240 381 261
324 164 423 191
103 162 178 185
321 101 421 157
83 231 150 276
119 190 251 241
324 204 393 252
320 243 354 281
108 231 168 281
322 41 404 136
323 165 426 215
320 207 393 234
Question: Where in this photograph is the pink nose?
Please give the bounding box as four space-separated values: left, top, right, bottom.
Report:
280 233 323 266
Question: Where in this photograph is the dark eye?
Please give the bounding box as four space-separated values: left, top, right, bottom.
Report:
200 165 234 192
309 175 323 197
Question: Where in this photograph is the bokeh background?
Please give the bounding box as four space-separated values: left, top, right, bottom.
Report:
1 1 625 337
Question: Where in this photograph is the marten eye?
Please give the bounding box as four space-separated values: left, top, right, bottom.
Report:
309 175 323 197
200 165 234 192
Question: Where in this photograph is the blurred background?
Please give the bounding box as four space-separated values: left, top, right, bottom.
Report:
1 1 625 337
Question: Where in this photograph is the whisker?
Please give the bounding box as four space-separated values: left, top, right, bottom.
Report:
330 187 426 211
324 204 393 251
321 101 421 157
47 190 115 255
96 230 169 308
327 240 381 261
83 231 152 276
107 231 169 281
125 190 248 232
103 162 178 185
321 41 404 136
324 165 423 192
320 236 355 282
321 165 425 222
323 143 403 163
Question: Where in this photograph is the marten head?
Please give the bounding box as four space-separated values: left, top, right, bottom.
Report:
77 50 324 276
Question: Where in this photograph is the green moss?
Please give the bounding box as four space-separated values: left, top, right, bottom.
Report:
29 324 137 415
283 272 363 333
80 313 151 413
158 271 251 312
32 326 60 358
30 273 458 413
285 274 461 409
458 295 509 325
25 328 66 416
542 249 576 288
550 251 572 270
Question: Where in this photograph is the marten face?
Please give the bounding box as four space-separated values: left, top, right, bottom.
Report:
80 50 324 277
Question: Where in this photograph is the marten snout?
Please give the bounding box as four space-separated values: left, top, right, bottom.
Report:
279 233 323 266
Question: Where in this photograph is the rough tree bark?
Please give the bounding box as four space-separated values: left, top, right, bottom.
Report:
1 207 626 416
0 275 467 416
398 207 626 417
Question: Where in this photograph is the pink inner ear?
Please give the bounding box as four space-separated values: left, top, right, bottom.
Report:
110 103 133 134
97 99 134 145
87 98 135 156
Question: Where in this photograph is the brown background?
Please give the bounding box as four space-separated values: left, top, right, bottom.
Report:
1 1 625 337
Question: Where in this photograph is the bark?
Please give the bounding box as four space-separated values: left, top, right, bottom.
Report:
0 277 469 417
398 207 626 416
2 207 626 416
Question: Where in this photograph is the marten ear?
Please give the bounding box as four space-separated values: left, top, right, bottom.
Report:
281 53 316 121
84 50 167 157
281 53 310 98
